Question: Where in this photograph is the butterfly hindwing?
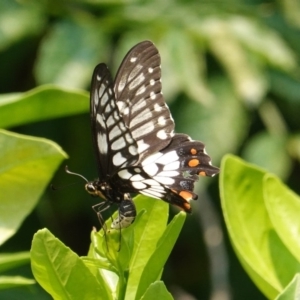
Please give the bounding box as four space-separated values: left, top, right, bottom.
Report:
115 134 219 212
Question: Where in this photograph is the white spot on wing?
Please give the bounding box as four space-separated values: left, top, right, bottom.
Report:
129 64 142 81
111 137 126 150
118 169 132 179
150 92 156 100
117 101 125 112
97 132 107 154
163 161 180 171
143 179 160 186
130 57 137 62
131 100 146 114
156 130 168 140
109 125 122 140
100 89 109 106
131 122 154 138
131 174 145 181
156 151 178 164
96 114 105 129
113 152 126 166
150 79 155 85
131 109 152 127
148 67 153 73
94 90 99 106
141 152 163 166
118 77 126 92
154 103 162 111
125 133 134 143
137 140 149 153
132 182 147 189
141 189 163 198
107 114 118 128
158 116 166 126
128 145 138 155
123 107 130 115
129 73 145 90
143 163 159 176
157 170 179 177
153 176 175 185
136 85 146 95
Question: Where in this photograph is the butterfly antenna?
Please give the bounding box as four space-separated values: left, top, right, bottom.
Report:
65 165 89 183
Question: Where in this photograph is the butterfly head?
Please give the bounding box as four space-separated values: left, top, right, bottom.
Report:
85 181 106 200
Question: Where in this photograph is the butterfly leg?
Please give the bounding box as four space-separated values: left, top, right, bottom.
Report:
92 201 112 231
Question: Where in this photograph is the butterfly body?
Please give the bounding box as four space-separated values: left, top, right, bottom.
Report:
86 41 219 228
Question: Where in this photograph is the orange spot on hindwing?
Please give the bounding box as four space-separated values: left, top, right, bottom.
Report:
188 158 200 167
199 171 206 176
179 190 194 201
190 148 197 155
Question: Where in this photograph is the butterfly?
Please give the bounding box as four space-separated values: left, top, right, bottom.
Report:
69 41 219 229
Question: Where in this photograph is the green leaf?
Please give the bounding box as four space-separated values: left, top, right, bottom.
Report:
135 212 185 300
0 85 88 128
220 155 300 299
141 281 173 300
0 252 30 273
35 17 108 88
264 175 300 263
124 195 169 300
0 130 67 245
31 228 111 300
0 276 35 290
276 274 300 300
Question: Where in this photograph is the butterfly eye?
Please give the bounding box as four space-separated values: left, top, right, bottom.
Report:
85 183 96 195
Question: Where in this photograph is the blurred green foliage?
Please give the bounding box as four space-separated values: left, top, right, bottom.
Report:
0 0 300 299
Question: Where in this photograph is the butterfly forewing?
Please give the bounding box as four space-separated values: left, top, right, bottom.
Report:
90 63 139 178
114 41 175 162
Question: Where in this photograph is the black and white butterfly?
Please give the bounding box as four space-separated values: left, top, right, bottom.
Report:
71 41 219 229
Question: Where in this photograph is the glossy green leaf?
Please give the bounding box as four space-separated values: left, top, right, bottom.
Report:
124 195 169 300
135 212 185 300
0 252 30 273
276 274 300 300
264 175 300 262
141 281 173 300
31 228 111 300
0 85 88 128
0 130 67 245
220 155 300 299
0 276 35 290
